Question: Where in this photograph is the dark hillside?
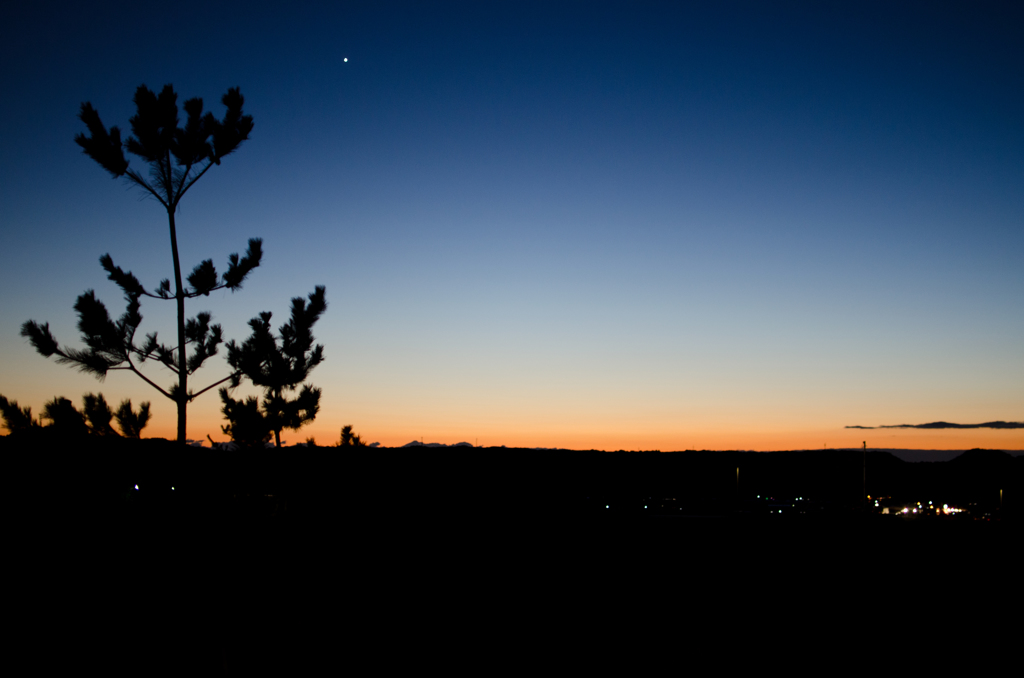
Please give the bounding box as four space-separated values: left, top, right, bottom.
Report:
6 435 1019 526
9 434 1019 672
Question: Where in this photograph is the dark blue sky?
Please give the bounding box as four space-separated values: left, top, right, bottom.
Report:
2 1 1021 448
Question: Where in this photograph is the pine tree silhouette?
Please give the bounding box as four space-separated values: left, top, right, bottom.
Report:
114 399 151 439
219 394 273 448
0 396 40 434
339 425 364 447
41 397 88 437
82 393 118 436
220 287 327 448
21 85 260 443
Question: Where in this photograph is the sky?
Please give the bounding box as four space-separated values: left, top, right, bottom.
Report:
1 1 1021 450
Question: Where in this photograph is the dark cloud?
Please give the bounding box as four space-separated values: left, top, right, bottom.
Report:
846 421 1024 430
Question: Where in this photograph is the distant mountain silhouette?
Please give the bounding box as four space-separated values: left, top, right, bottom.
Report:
847 421 1023 430
402 441 476 448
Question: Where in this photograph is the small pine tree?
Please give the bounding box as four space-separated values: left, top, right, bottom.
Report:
219 395 273 448
1 393 152 439
115 399 150 440
220 287 326 448
339 425 364 447
83 393 119 436
114 399 151 439
0 395 40 434
42 397 89 437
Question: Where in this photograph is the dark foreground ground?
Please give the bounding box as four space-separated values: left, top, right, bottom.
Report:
8 435 1021 671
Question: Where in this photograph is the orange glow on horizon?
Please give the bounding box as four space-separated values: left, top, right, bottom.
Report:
5 386 1019 452
129 416 1023 451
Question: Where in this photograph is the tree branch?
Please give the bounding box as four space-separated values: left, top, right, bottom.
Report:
185 282 231 297
189 371 241 402
124 169 168 208
115 358 174 401
176 160 214 205
172 159 194 205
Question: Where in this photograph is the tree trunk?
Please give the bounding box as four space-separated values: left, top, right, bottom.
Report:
167 206 188 443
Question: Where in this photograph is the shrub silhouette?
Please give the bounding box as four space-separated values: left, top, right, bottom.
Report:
220 395 273 448
339 425 364 447
114 399 151 439
1 392 151 438
42 397 88 437
0 395 40 434
82 393 119 436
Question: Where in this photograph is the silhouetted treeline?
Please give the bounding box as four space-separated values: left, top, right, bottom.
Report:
6 434 1020 529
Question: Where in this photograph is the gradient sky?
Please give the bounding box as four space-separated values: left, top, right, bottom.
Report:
1 1 1021 450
